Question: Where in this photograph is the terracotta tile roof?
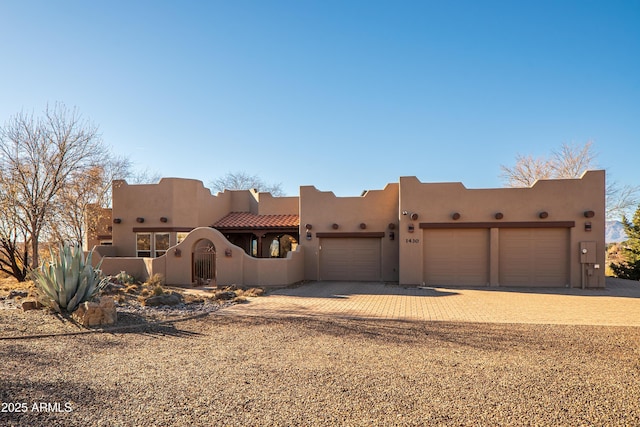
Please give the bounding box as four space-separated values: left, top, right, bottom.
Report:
212 212 300 230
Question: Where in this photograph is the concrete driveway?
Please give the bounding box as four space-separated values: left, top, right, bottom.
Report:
220 278 640 326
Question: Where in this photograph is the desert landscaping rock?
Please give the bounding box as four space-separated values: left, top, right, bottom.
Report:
214 290 236 300
144 291 183 306
9 290 29 298
20 300 41 311
71 296 117 327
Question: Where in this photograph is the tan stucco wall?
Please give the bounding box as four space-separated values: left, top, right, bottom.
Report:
149 227 304 287
398 170 606 288
99 171 605 289
99 257 150 281
299 183 400 281
111 179 299 257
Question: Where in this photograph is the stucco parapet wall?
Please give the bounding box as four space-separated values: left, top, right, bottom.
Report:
399 170 605 221
300 182 399 199
114 177 213 194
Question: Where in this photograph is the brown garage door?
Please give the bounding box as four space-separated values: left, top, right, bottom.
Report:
423 229 489 286
499 228 569 286
319 238 381 281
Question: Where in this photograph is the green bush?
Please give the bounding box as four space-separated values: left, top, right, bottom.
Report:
31 243 109 313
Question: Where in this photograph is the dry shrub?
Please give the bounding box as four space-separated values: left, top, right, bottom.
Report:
137 295 147 306
125 284 139 294
233 296 248 303
152 285 164 296
140 289 150 298
234 289 245 297
184 294 204 304
0 279 37 300
145 273 164 288
245 288 265 297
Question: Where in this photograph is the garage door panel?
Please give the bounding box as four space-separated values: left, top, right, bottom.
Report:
320 238 381 281
499 228 568 287
424 229 489 286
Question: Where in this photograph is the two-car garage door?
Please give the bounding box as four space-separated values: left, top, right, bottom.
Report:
423 227 569 287
319 238 381 281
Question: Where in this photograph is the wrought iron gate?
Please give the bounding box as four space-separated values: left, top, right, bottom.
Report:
193 244 216 285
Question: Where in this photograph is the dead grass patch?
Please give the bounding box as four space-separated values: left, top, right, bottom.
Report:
244 287 265 297
0 278 35 295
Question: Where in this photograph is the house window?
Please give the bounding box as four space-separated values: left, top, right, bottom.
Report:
136 233 151 257
177 232 189 244
155 233 170 257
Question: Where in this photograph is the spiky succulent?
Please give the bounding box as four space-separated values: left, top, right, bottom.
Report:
31 242 109 313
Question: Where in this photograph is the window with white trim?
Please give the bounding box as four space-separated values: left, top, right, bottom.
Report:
154 233 170 257
136 233 151 257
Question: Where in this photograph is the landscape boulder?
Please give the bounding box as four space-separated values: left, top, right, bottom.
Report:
9 290 29 299
21 299 42 311
72 297 117 327
214 291 236 301
144 291 183 307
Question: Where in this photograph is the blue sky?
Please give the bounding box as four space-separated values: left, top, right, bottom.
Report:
1 0 638 196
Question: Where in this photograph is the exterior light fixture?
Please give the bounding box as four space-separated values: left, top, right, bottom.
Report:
402 211 418 220
136 217 145 223
113 218 122 224
174 248 182 257
388 223 396 230
332 223 339 230
305 223 313 230
389 231 395 240
306 231 312 240
408 224 415 233
585 222 592 232
452 212 461 220
584 210 595 218
160 217 168 223
225 249 232 257
495 212 504 220
539 211 549 219
360 223 367 229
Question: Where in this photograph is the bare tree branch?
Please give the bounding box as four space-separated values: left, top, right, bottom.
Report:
0 103 106 274
209 171 285 196
500 154 552 187
500 141 638 220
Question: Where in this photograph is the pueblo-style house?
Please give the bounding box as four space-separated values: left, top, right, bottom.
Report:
88 170 606 289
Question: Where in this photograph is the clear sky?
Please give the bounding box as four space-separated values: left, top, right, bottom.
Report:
1 0 638 196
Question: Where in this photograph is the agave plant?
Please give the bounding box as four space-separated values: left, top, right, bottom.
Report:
31 242 109 313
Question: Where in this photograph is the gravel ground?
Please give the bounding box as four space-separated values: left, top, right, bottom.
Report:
1 311 640 426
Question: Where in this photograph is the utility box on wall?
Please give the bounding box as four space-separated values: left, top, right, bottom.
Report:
580 241 597 264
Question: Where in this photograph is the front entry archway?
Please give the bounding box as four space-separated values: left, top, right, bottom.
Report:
192 239 216 286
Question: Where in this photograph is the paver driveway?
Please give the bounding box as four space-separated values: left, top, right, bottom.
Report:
221 278 640 326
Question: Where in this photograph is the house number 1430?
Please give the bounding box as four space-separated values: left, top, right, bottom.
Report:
406 238 420 243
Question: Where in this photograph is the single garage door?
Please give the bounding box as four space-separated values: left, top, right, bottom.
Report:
319 238 381 281
423 229 489 286
499 228 569 286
